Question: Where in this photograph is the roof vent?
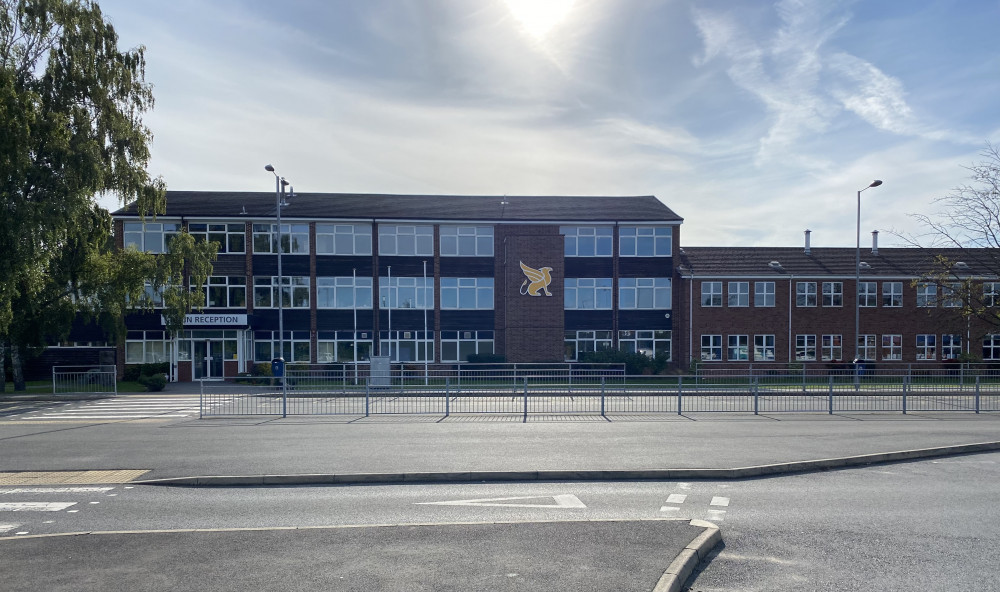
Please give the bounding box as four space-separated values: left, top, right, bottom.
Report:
769 261 782 269
954 261 969 270
859 262 871 270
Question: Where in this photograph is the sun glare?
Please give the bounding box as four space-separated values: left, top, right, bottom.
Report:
504 0 576 40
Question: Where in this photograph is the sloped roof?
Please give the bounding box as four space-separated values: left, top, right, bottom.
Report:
678 246 1000 278
113 192 683 223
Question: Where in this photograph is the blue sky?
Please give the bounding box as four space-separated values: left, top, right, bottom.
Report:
97 0 1000 246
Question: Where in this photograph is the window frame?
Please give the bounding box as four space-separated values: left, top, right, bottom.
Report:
754 282 775 307
701 281 723 307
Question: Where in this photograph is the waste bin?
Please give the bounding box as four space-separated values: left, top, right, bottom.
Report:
852 358 868 376
271 357 285 378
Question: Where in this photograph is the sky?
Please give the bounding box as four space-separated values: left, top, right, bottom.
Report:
95 0 1000 247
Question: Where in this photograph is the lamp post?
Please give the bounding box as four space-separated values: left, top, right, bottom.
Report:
855 179 883 378
265 164 290 416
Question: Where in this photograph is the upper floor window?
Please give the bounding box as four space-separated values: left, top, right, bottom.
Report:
316 224 372 256
859 282 878 307
565 278 612 309
822 282 842 307
379 276 433 309
378 225 433 256
252 276 310 308
985 282 1000 307
755 281 775 307
440 277 494 309
198 276 247 308
619 226 671 257
882 282 903 307
942 283 963 308
123 222 180 253
796 282 817 307
917 283 937 307
188 222 245 254
561 226 612 257
252 224 309 254
316 276 373 309
728 282 749 307
440 226 493 257
619 278 671 309
701 281 722 307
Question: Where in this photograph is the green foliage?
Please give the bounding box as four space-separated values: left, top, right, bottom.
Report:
578 349 669 375
467 353 505 364
122 362 168 381
137 373 166 392
250 362 273 377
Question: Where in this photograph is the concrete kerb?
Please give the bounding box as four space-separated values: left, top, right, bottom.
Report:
132 440 1000 487
654 519 722 592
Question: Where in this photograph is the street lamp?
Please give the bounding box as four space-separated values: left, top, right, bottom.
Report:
855 179 883 373
265 164 290 416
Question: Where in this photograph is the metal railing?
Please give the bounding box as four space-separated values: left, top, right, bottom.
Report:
52 365 118 395
199 367 1000 418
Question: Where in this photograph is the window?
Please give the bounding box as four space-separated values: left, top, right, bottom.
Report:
122 222 180 253
316 276 373 309
137 281 164 307
440 226 493 257
822 282 843 307
916 283 937 307
701 282 722 307
881 334 902 360
188 223 245 253
379 276 433 309
316 331 373 363
983 335 1000 361
619 278 671 309
564 278 613 309
618 330 671 359
381 331 434 362
441 331 495 362
728 335 749 361
796 282 817 307
441 278 494 310
728 282 749 307
942 283 962 307
378 225 433 256
822 335 842 361
125 331 172 364
701 335 722 361
619 226 671 257
252 223 309 254
254 331 310 363
942 334 962 359
198 276 246 308
253 276 310 308
858 282 878 307
754 282 775 307
315 224 372 255
916 334 936 360
795 335 816 361
882 282 903 307
564 330 613 361
985 282 1000 307
561 226 612 257
858 335 876 360
754 335 775 361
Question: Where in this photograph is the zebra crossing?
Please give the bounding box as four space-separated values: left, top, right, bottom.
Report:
0 485 122 537
6 396 206 422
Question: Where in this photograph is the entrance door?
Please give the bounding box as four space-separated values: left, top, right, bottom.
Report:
193 340 225 379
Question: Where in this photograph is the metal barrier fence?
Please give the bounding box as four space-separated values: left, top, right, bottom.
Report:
199 369 1000 418
52 365 118 395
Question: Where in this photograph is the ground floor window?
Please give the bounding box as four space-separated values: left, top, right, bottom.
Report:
441 331 494 362
380 331 433 362
795 334 816 361
700 334 722 361
916 334 936 360
942 334 962 360
317 331 373 363
754 335 775 361
821 335 842 362
618 330 671 360
728 335 749 361
858 335 876 360
253 331 311 363
983 335 1000 360
881 334 902 360
564 330 613 361
125 331 172 364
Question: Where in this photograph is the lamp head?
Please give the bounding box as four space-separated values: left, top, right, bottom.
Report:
870 180 883 188
265 164 275 172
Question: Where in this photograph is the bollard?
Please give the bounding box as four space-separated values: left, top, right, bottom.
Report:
445 377 450 417
976 376 981 414
753 378 759 415
365 377 370 417
828 375 834 415
523 377 528 423
601 376 606 417
902 376 908 414
677 376 683 415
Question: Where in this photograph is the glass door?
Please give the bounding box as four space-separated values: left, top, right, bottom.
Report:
193 340 226 379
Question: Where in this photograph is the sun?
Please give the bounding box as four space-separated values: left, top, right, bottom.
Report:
504 0 576 40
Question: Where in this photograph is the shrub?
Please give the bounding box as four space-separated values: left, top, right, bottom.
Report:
123 365 141 381
579 350 659 376
138 373 167 392
467 353 505 364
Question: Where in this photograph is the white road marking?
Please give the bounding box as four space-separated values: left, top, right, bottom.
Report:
710 496 730 507
666 494 688 504
659 506 681 513
0 502 77 512
0 523 18 533
416 494 587 508
677 482 692 490
0 487 114 495
706 509 727 522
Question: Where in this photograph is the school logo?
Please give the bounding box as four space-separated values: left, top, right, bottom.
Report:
519 261 553 296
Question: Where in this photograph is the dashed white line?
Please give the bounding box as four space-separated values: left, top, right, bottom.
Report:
710 496 730 507
0 502 77 512
666 494 688 504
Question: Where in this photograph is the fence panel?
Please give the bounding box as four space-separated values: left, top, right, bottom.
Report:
52 365 117 395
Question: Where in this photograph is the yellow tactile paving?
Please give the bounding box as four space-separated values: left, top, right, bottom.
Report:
0 470 150 485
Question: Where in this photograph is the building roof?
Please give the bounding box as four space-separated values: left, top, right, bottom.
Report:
113 192 683 224
678 246 1000 278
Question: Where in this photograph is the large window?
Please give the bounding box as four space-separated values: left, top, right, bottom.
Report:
701 282 722 307
441 331 494 362
796 282 817 307
942 334 962 359
728 282 749 307
199 276 247 308
561 226 612 257
317 331 373 363
882 282 903 307
881 334 902 360
858 282 878 307
942 283 962 307
315 224 372 255
564 278 612 310
565 330 612 360
916 334 936 360
728 335 749 361
858 335 876 359
984 335 1000 361
252 223 309 254
378 225 433 256
188 222 245 253
985 282 1000 307
619 226 671 257
795 335 817 361
380 331 434 362
755 282 775 307
916 283 937 307
253 276 310 308
316 276 373 309
619 278 671 309
821 335 842 361
822 282 842 307
440 226 493 257
379 276 433 309
254 331 310 363
125 331 172 364
441 278 494 310
754 335 775 361
618 330 671 359
123 222 180 253
701 334 722 361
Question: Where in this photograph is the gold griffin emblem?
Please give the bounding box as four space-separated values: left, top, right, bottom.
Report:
519 261 553 296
